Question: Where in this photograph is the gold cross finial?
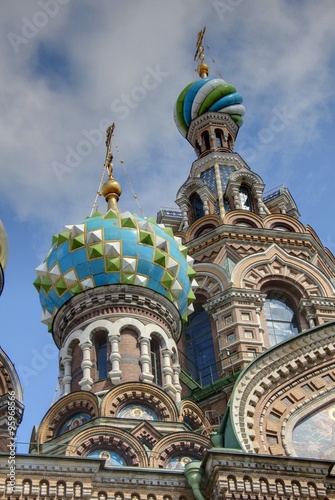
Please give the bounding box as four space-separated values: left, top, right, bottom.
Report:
194 27 209 78
194 26 206 64
105 123 115 178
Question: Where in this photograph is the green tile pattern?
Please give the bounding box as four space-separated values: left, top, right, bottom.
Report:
34 210 197 330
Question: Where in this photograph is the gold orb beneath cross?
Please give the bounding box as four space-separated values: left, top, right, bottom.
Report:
101 178 122 198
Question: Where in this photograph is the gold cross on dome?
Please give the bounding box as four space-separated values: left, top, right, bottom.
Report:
194 26 206 64
105 123 115 177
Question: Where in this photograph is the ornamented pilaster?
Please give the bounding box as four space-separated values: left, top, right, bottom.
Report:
299 299 316 328
162 348 175 398
79 341 93 391
108 333 122 384
62 355 72 395
139 337 154 384
172 361 182 403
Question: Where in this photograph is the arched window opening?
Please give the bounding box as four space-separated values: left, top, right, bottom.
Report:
40 481 49 496
191 193 204 222
194 224 216 238
264 292 299 347
271 223 294 232
23 480 32 495
215 129 223 148
292 481 302 497
184 305 218 386
57 482 66 496
234 219 256 228
202 131 210 151
95 332 108 380
151 337 162 386
74 482 83 498
239 185 252 211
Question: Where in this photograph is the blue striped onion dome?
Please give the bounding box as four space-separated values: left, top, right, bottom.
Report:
174 77 246 137
34 210 197 330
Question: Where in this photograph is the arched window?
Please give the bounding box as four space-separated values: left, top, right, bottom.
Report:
215 129 223 148
184 306 218 386
40 480 49 496
74 482 83 498
264 292 298 346
202 131 210 151
151 338 162 386
95 332 108 379
239 185 252 211
23 480 32 495
191 193 204 221
57 482 66 496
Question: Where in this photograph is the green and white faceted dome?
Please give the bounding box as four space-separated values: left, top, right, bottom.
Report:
34 209 197 330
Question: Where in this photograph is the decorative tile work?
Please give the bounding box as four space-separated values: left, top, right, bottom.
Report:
34 210 197 330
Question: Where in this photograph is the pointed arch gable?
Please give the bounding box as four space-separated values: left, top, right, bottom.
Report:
176 178 207 201
193 263 230 296
228 169 264 187
231 244 334 297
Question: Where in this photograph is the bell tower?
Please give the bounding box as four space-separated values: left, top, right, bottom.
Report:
159 28 335 421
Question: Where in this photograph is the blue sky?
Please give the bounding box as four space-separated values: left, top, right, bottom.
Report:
0 0 335 453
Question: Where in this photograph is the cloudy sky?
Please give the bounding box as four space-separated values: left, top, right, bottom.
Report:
0 0 335 452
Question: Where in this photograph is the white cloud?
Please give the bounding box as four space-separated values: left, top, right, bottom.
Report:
0 0 335 227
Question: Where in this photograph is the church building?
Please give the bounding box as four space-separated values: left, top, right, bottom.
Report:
1 29 335 500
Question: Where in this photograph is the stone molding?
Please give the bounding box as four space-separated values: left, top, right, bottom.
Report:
53 285 182 347
230 321 335 456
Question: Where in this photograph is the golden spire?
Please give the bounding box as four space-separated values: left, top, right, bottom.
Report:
194 26 209 78
101 123 122 213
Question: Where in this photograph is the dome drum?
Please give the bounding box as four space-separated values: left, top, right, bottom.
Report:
52 283 184 348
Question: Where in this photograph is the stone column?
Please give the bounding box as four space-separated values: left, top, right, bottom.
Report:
214 162 225 220
79 341 93 391
58 365 65 397
180 202 190 230
299 300 316 329
162 348 175 398
232 186 241 209
108 333 122 384
172 361 182 403
62 355 72 395
139 337 154 383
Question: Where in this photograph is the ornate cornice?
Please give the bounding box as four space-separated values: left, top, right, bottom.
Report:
53 285 182 348
204 288 265 313
191 150 248 174
187 112 239 145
